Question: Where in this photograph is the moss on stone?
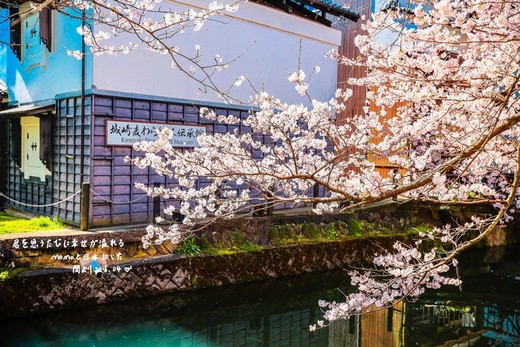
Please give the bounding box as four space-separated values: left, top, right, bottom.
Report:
346 219 364 236
0 267 30 281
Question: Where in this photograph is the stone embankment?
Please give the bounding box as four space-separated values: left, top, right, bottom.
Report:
0 235 411 320
0 202 517 320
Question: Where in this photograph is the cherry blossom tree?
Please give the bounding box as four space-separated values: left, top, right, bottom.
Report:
128 0 520 324
309 0 520 324
7 0 518 326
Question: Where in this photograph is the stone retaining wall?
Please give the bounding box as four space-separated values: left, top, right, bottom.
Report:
0 202 430 269
1 201 509 270
0 235 412 320
1 202 518 320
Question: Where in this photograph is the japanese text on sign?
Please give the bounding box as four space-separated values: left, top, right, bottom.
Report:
106 120 206 147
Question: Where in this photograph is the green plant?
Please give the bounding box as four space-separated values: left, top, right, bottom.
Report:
33 216 62 229
214 249 236 256
231 232 262 252
325 223 339 240
198 237 212 251
271 238 285 247
203 246 236 256
374 226 391 235
190 275 199 286
295 233 306 242
347 219 364 237
301 222 319 238
0 270 8 281
414 225 432 233
175 236 201 256
268 226 281 240
276 224 291 237
0 213 19 223
335 220 348 231
199 237 218 255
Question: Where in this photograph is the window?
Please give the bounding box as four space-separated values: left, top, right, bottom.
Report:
39 7 52 52
9 5 53 61
3 105 55 181
19 116 52 181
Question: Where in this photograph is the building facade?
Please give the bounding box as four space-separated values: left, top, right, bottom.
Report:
0 0 362 227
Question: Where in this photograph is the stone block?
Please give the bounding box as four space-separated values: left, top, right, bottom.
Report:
163 241 176 253
143 247 158 257
124 243 138 258
154 244 170 255
172 268 187 287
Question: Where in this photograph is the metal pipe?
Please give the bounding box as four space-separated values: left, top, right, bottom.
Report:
79 9 88 230
80 9 86 180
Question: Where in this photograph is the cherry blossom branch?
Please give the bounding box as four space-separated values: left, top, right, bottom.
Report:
312 140 520 328
120 0 520 326
50 0 246 101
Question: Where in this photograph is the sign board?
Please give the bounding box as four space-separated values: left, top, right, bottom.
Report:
106 120 206 147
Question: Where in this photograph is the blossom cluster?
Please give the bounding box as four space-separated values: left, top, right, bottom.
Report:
122 0 520 324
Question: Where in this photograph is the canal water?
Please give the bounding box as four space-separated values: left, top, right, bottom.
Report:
2 246 519 347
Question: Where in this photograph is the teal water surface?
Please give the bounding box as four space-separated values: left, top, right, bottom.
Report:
2 247 519 347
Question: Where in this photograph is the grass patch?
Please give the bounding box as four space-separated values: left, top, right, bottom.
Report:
0 213 20 223
269 220 354 245
0 213 64 234
180 220 432 258
414 225 432 233
267 218 429 246
406 225 433 235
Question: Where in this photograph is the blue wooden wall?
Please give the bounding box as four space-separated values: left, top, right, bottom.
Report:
89 94 252 226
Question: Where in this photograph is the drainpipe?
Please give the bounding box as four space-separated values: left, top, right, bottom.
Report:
0 117 4 211
79 9 89 231
80 9 86 180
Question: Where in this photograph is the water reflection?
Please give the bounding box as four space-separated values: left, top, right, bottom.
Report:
2 247 519 346
329 297 520 346
330 246 520 347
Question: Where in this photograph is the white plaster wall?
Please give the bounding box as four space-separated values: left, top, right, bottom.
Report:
92 0 342 106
